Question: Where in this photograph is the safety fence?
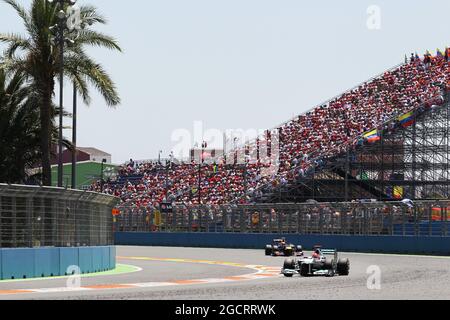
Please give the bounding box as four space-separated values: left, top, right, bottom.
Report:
0 184 119 248
114 200 450 237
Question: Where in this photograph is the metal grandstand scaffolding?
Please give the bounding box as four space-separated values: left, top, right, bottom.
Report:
264 91 450 203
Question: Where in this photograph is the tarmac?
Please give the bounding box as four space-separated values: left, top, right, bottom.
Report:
1 246 449 300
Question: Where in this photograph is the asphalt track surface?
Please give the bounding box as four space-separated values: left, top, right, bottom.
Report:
1 246 450 300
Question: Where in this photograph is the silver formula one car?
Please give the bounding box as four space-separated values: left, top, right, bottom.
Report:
281 246 350 277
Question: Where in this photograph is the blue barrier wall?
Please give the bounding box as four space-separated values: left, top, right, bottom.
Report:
101 247 110 271
109 246 116 269
1 248 35 280
59 247 79 276
34 247 60 278
115 232 450 255
92 248 102 273
0 246 116 280
79 247 94 274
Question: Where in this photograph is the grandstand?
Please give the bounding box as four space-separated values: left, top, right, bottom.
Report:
92 51 450 209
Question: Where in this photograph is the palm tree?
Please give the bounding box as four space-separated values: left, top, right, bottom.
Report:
0 0 121 186
0 68 40 183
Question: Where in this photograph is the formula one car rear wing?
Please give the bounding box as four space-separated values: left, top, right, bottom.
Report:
320 248 337 255
319 248 338 261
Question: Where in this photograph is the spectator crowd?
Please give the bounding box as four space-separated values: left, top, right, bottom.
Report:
92 50 450 209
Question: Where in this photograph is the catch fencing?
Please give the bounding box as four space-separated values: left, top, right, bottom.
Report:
114 200 450 237
0 184 119 248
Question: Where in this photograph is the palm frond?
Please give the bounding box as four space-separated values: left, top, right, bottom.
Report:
0 56 29 76
74 30 122 52
2 0 30 26
2 0 35 37
0 32 28 45
0 33 32 57
71 72 91 105
66 53 120 107
80 5 107 25
1 0 122 184
0 67 41 183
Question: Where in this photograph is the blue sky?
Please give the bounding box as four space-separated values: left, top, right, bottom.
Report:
1 0 449 163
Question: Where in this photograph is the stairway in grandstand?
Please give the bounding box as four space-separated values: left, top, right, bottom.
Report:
256 90 450 204
331 167 389 200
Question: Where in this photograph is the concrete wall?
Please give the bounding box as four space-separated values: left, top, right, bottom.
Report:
115 232 450 255
0 246 116 280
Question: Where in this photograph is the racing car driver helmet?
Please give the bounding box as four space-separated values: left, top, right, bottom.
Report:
312 249 321 259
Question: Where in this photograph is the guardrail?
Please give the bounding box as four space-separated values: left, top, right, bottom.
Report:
114 232 450 255
0 184 119 248
0 246 116 280
114 200 450 237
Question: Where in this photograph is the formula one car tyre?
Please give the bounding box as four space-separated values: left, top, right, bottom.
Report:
283 258 296 270
265 245 272 256
283 258 295 277
337 258 350 275
300 263 310 277
323 259 334 270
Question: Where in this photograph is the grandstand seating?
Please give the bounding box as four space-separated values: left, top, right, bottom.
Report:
91 51 450 208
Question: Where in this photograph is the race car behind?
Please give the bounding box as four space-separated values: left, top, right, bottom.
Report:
265 238 303 257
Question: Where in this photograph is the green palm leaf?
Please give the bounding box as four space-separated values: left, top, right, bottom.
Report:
1 0 122 186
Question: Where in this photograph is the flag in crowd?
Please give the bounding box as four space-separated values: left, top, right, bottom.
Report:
398 111 415 128
393 186 404 199
363 129 381 143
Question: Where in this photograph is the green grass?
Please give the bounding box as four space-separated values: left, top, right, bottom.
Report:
0 264 140 283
